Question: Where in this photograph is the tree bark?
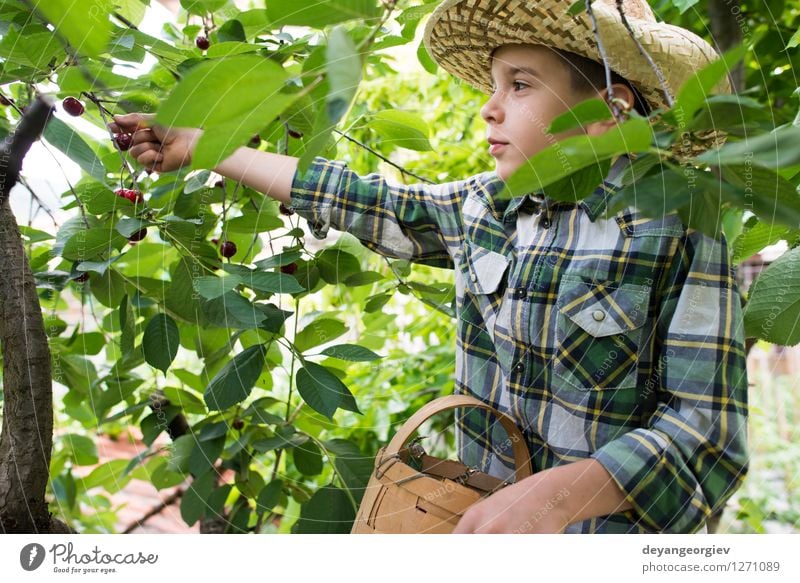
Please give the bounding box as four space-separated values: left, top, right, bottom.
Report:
708 0 745 92
0 95 70 533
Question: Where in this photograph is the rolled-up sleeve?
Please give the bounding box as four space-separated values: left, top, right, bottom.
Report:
591 229 749 532
287 156 470 268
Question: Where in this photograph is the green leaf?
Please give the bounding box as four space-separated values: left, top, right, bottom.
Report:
326 26 361 124
225 212 283 233
343 270 384 287
721 164 800 229
670 0 701 14
62 434 98 466
188 426 227 476
325 438 372 504
156 55 296 170
295 362 360 420
143 314 180 375
364 292 391 313
319 344 382 361
238 270 305 294
292 442 324 476
180 471 216 526
416 39 437 74
698 125 800 169
89 268 127 308
316 248 361 283
295 486 355 533
119 294 136 359
79 460 130 492
266 0 381 28
368 110 432 151
732 221 789 265
744 246 800 345
43 116 108 184
61 227 126 261
295 318 348 352
255 250 303 270
204 344 267 410
547 98 612 134
201 292 268 329
0 25 63 70
498 118 652 201
193 274 243 299
670 43 747 125
567 0 586 16
35 0 112 58
180 0 228 15
256 479 285 512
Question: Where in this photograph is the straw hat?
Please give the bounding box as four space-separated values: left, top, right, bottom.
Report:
422 0 730 111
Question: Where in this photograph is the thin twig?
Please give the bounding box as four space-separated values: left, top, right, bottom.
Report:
121 487 184 533
111 11 139 31
585 0 615 107
333 130 434 184
17 176 58 226
615 0 674 109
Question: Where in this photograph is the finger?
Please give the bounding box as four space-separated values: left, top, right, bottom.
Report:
130 128 157 146
110 112 155 132
137 149 163 170
128 141 162 160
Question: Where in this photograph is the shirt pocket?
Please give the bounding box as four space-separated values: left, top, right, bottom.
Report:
462 240 510 296
553 275 650 391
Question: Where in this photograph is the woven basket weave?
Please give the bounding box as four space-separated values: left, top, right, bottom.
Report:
351 394 532 534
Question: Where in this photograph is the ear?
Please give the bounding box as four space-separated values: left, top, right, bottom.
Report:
584 83 636 136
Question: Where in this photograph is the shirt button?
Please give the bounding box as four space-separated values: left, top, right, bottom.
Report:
470 271 477 283
540 216 551 229
592 310 606 322
512 362 525 374
513 288 526 299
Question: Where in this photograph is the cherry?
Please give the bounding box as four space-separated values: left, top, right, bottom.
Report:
287 129 303 139
114 133 133 151
128 228 147 243
219 241 237 258
114 188 144 204
249 134 261 146
279 203 294 216
62 96 84 116
211 237 219 245
74 272 90 283
196 36 210 50
232 419 245 431
214 179 224 188
280 262 298 275
0 95 12 106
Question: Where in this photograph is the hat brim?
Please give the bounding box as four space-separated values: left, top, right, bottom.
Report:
422 0 730 112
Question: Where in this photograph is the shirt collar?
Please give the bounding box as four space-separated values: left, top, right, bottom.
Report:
477 156 631 223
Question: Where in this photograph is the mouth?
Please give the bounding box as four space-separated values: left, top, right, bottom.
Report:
487 139 508 156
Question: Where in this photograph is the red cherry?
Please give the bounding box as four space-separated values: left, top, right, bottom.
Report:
232 419 245 431
114 133 133 151
114 188 144 205
0 95 12 106
279 203 294 216
62 96 84 116
74 272 90 283
249 134 261 146
196 36 210 50
128 228 147 243
287 129 303 139
280 262 298 275
214 180 224 188
219 241 237 258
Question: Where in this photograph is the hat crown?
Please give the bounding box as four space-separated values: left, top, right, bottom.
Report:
595 0 655 22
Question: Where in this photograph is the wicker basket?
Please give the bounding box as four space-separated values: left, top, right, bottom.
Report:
351 394 532 534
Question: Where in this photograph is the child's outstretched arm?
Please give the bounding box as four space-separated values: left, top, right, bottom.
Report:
110 113 475 268
109 113 297 204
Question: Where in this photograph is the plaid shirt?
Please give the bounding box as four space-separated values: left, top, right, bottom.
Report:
288 156 749 533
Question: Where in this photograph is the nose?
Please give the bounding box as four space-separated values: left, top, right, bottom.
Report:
480 89 505 125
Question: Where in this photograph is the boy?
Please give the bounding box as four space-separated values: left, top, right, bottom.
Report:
111 0 748 534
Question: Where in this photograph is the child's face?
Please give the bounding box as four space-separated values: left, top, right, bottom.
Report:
482 44 593 181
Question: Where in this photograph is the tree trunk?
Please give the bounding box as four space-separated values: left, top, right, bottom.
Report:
0 95 70 533
708 0 744 92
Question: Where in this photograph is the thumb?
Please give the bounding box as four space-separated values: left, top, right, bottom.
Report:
109 112 155 132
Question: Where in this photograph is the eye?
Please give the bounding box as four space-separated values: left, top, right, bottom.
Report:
512 80 528 91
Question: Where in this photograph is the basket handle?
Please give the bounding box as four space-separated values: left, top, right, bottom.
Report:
382 394 533 482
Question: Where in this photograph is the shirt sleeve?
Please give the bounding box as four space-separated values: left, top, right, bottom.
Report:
286 156 472 268
590 229 749 533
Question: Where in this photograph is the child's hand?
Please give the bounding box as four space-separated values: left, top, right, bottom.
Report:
108 113 202 173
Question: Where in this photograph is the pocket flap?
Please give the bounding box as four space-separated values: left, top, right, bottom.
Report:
557 277 649 337
466 244 509 295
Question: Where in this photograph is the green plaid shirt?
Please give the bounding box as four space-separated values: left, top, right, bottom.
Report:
288 156 749 533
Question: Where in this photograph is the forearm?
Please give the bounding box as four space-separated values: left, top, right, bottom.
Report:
213 147 298 204
533 458 633 525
